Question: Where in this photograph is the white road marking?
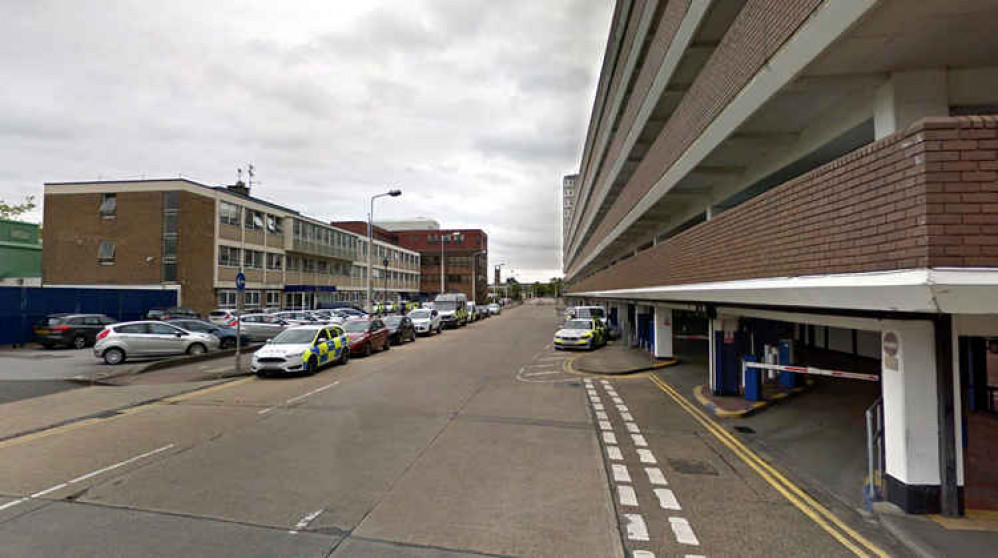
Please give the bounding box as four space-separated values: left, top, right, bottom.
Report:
685 555 706 558
600 380 611 386
618 485 639 507
631 434 648 447
603 432 617 444
599 420 613 431
0 498 28 512
605 389 617 396
645 467 668 486
669 517 700 546
616 404 629 412
593 403 605 410
654 488 681 510
612 397 624 404
612 463 631 483
637 449 657 464
286 381 339 404
607 446 623 460
596 411 609 420
633 552 656 558
537 357 566 362
521 370 563 377
625 422 640 433
289 508 324 534
623 514 650 541
621 412 634 421
30 483 67 498
257 407 274 415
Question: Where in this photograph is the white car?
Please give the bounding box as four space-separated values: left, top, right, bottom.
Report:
408 308 442 336
487 303 501 315
251 324 349 376
207 309 239 326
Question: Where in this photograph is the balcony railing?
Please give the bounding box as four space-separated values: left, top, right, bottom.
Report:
291 239 356 261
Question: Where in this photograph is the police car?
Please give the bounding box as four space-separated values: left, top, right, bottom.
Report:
251 324 349 376
553 318 607 350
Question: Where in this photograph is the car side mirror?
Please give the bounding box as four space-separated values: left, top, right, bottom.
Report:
266 339 273 344
175 332 184 338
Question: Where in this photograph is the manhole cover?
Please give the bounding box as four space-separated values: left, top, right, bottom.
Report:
667 458 718 476
733 426 755 434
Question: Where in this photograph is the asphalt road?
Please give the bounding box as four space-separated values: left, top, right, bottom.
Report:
0 301 902 557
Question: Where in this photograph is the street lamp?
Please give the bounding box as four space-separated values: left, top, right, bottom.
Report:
368 188 401 312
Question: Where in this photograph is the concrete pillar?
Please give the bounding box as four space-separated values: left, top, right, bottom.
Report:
881 320 961 514
874 69 948 140
654 307 673 358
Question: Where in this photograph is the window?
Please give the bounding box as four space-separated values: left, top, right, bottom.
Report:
303 258 316 273
99 193 117 218
217 290 237 308
317 260 328 274
163 212 178 234
245 209 264 230
219 245 240 267
163 191 179 210
266 253 283 271
220 201 240 226
98 241 115 264
149 323 182 335
244 291 261 309
244 249 263 269
116 323 148 334
162 193 179 282
267 215 282 234
287 254 301 271
266 291 281 307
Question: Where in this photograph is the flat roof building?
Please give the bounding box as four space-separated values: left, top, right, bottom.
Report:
565 0 998 517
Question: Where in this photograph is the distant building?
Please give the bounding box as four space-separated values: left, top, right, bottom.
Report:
0 219 42 286
562 173 578 250
376 218 440 231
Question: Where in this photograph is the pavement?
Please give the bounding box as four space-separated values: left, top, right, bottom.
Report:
571 342 676 375
0 300 926 556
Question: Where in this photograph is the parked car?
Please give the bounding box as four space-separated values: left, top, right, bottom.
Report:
434 293 468 328
487 303 501 316
382 315 417 345
467 302 481 322
93 321 220 365
309 310 344 325
207 309 239 327
408 308 442 335
343 318 391 356
33 313 117 349
271 311 320 325
251 324 349 376
236 313 290 342
166 318 250 350
145 307 200 321
553 318 607 351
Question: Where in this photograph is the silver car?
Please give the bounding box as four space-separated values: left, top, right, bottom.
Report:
237 313 290 342
93 321 220 365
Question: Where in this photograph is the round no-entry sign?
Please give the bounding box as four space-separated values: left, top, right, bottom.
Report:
235 272 246 291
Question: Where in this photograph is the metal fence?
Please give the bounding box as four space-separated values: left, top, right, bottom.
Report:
0 286 178 345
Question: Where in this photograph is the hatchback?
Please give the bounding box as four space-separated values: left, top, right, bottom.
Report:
167 318 251 350
33 313 117 349
344 318 391 356
93 321 220 365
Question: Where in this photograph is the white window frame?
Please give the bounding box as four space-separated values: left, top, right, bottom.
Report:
98 240 116 264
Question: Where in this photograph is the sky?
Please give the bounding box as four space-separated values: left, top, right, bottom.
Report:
0 0 612 283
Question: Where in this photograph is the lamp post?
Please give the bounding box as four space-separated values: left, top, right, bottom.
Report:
368 189 401 312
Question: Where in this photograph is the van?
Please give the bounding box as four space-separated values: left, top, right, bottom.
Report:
434 293 468 328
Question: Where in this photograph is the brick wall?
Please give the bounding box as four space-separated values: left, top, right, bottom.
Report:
569 116 998 294
177 192 216 314
570 0 824 271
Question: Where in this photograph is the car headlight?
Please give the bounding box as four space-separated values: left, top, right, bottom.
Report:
284 351 304 359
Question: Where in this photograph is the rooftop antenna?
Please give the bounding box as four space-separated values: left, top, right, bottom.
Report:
236 168 243 185
247 164 255 189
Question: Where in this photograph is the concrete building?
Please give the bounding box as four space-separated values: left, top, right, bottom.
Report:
375 218 440 231
562 173 579 247
564 0 998 516
42 179 419 314
332 222 489 304
0 219 42 286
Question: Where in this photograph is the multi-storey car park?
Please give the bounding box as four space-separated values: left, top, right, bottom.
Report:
564 0 998 517
42 178 420 315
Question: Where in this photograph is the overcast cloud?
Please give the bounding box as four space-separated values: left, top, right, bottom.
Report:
0 0 611 282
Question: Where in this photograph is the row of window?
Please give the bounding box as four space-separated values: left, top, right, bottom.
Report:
219 201 283 234
217 290 282 309
293 219 357 251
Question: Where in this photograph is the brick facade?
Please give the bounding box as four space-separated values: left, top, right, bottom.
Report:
177 192 216 314
569 116 998 294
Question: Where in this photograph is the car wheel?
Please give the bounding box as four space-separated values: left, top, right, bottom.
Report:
41 342 54 350
187 343 207 356
72 335 88 350
364 342 372 357
384 337 391 351
340 349 349 365
409 331 416 343
103 348 125 365
221 338 236 350
307 357 318 375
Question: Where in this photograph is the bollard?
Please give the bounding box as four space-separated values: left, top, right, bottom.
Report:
744 356 763 402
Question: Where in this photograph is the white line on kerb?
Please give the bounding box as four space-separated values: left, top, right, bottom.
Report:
618 485 639 507
289 508 324 534
637 448 657 464
645 467 668 486
625 422 640 433
286 381 339 405
621 412 634 421
0 498 28 512
603 432 617 444
632 434 648 447
654 488 681 510
612 463 631 483
669 517 700 546
599 420 613 431
623 514 650 541
607 446 623 460
30 483 67 498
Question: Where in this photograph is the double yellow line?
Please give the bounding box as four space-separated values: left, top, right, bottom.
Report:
648 374 888 558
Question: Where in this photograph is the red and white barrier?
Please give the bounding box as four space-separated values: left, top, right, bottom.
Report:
673 334 710 340
743 360 879 382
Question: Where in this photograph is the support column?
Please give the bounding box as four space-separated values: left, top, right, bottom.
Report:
654 307 673 359
874 69 948 140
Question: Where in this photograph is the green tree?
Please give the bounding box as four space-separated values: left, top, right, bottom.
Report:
0 196 36 220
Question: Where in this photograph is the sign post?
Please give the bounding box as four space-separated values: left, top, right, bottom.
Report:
234 271 246 376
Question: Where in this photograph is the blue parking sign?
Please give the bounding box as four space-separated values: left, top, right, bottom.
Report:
235 272 246 291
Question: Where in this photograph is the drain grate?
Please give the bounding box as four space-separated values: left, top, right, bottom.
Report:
733 425 755 434
667 458 718 476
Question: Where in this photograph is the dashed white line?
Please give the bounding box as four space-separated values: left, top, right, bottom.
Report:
631 434 648 447
623 514 650 541
616 404 629 412
607 446 623 460
625 422 640 433
593 403 605 411
612 463 631 483
637 448 657 464
618 485 639 507
669 517 700 546
612 397 624 404
599 420 613 431
596 411 609 420
29 483 67 498
603 432 617 444
621 412 634 421
645 467 668 486
289 508 324 534
285 381 339 404
632 552 656 558
654 488 681 510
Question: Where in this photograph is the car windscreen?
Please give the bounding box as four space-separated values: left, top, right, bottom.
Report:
577 308 605 319
344 321 369 333
435 301 457 311
565 320 592 330
382 317 401 326
270 329 318 344
409 310 430 319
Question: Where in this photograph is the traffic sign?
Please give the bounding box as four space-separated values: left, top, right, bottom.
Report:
235 272 246 291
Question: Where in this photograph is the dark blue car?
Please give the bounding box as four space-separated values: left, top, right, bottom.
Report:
167 318 251 350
